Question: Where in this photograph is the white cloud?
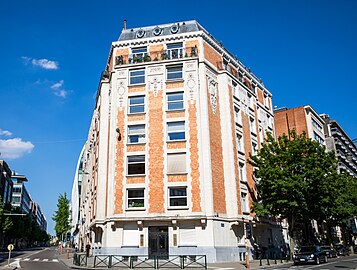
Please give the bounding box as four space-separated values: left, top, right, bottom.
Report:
0 129 12 136
0 138 34 159
21 56 59 70
50 80 68 98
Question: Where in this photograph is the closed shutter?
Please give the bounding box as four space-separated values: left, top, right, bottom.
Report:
122 224 139 246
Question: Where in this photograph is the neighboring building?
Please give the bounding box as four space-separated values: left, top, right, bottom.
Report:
274 105 326 145
11 173 47 231
0 160 13 205
78 20 285 263
71 146 85 247
11 174 32 214
320 114 357 177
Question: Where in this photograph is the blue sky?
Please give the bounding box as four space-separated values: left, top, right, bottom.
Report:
0 0 356 235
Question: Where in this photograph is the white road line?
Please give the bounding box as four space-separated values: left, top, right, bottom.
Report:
23 258 30 261
43 259 48 261
33 258 40 261
52 259 59 262
344 258 357 262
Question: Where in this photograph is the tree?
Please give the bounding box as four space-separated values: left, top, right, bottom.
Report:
52 193 71 241
249 130 352 249
0 197 13 247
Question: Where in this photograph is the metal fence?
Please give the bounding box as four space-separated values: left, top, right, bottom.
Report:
73 254 207 269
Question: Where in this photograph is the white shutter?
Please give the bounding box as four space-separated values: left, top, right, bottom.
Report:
122 224 139 246
179 224 196 246
168 153 186 174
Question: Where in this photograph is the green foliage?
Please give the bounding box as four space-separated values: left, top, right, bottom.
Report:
249 130 355 237
0 198 13 235
52 192 71 239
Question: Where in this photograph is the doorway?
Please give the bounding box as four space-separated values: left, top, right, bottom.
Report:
148 227 169 258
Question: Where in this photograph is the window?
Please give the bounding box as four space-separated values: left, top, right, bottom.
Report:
167 65 183 81
314 132 324 145
169 187 187 207
131 47 147 62
236 133 243 152
127 155 145 175
239 162 246 182
167 121 185 141
128 125 145 144
168 153 186 174
129 69 145 85
167 43 183 59
167 92 184 111
129 96 145 114
234 106 242 125
252 142 257 155
241 192 249 213
312 118 323 132
249 117 256 132
127 189 145 208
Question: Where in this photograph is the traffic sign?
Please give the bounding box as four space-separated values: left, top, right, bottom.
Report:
7 244 14 251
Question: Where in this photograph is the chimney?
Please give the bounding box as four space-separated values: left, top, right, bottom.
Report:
123 19 127 30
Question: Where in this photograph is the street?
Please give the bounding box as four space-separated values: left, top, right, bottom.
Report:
2 247 67 270
257 255 357 270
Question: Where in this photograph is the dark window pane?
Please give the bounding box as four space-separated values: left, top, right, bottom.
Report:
170 198 187 206
130 96 144 105
128 189 144 198
128 163 145 175
168 93 183 102
129 105 145 114
170 188 187 196
168 132 185 141
128 156 145 163
168 102 183 111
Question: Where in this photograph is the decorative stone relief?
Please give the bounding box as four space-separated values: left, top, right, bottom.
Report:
186 73 196 102
206 68 218 114
148 66 163 75
185 61 196 71
117 70 126 79
117 79 126 110
148 77 163 97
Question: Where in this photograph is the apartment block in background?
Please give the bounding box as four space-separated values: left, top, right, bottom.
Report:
0 160 13 205
78 20 284 263
274 105 326 145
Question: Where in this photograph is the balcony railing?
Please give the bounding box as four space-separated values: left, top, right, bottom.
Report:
115 47 198 66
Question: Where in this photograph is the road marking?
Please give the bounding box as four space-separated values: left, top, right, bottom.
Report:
52 259 59 262
33 258 40 261
344 258 357 262
23 258 30 261
43 258 48 261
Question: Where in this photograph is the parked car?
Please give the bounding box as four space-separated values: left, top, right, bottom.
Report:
293 245 328 265
334 245 350 256
321 246 337 258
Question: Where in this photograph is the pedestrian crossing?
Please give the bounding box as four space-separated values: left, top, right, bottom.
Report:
18 258 59 262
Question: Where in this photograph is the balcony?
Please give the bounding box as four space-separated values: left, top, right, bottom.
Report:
115 47 198 66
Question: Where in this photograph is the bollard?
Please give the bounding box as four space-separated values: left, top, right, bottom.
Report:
267 257 270 265
274 253 277 264
66 247 69 259
280 254 283 263
259 256 262 266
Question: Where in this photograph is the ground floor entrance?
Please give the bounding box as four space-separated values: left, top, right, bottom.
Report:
148 227 168 258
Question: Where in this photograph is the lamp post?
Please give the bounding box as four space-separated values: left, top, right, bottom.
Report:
243 218 250 269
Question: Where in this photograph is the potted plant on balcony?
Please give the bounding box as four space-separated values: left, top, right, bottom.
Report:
143 53 151 62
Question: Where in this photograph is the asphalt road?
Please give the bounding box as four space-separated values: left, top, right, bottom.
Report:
5 247 68 270
261 255 357 269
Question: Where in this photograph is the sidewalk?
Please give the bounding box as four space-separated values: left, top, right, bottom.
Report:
57 251 292 270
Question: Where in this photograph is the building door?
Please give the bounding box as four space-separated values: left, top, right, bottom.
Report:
148 227 169 258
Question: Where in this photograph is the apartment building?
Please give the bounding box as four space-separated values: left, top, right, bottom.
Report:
79 20 282 263
0 160 13 205
274 105 326 145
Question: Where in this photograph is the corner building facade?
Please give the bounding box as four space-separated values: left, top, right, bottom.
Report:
80 21 281 263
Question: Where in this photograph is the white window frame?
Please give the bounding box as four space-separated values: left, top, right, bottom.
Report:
127 155 146 176
129 69 145 85
127 188 145 209
236 132 243 152
167 42 184 59
239 162 246 182
128 124 146 144
234 106 242 125
241 192 249 213
128 95 145 114
167 92 184 111
167 65 183 81
168 186 188 208
167 121 186 141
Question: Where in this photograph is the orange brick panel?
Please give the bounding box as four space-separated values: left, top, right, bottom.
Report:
166 81 184 89
128 85 146 93
188 102 201 212
167 141 186 150
127 144 146 152
207 79 226 214
116 48 130 65
257 88 264 105
167 111 185 119
229 86 241 215
185 40 200 55
128 114 145 122
203 41 222 69
114 110 125 214
126 176 146 184
275 106 307 139
149 44 164 60
167 175 187 182
148 90 165 213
